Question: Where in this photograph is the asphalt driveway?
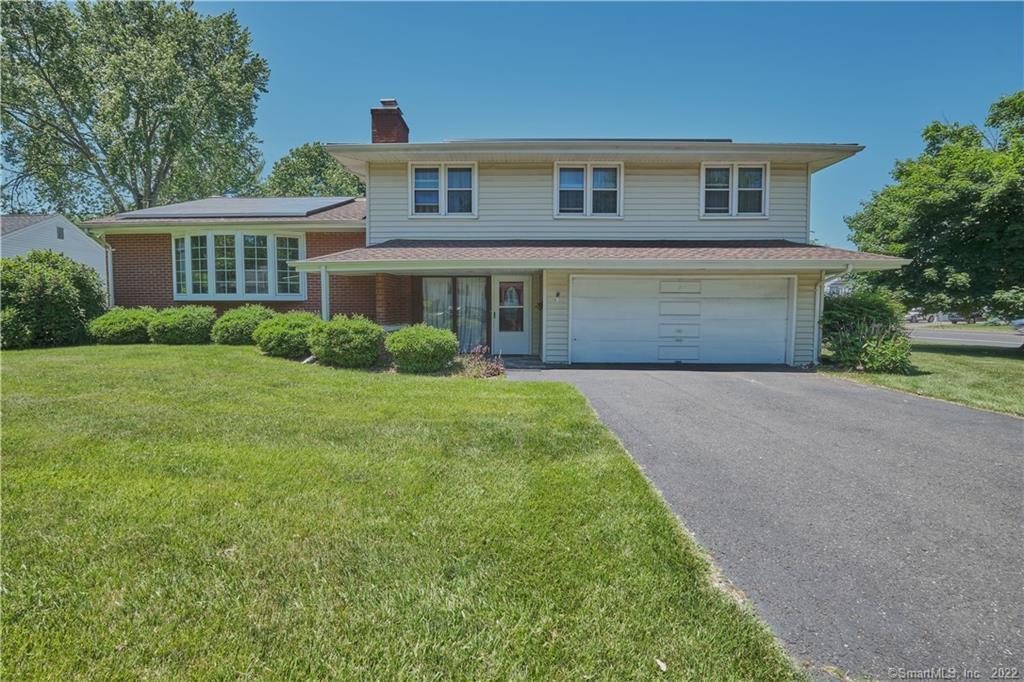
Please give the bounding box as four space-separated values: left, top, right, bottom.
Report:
509 367 1023 678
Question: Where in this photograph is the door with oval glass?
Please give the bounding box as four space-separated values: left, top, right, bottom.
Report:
491 275 531 355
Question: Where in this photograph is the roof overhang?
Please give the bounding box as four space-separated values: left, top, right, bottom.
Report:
293 257 906 275
85 220 364 235
326 140 864 179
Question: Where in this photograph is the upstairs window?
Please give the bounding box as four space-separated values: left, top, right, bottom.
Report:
558 167 585 214
172 231 305 300
56 225 65 239
701 163 769 217
409 163 477 216
555 163 623 217
413 168 440 214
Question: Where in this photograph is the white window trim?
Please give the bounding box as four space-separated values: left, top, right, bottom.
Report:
553 162 624 219
170 230 307 301
699 162 770 219
408 162 478 218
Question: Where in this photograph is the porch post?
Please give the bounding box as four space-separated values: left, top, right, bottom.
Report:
320 267 330 320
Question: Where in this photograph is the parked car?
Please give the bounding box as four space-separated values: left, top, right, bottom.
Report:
947 312 986 324
905 308 936 323
1011 318 1024 333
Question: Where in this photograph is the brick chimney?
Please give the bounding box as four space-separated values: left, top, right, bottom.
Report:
371 98 409 143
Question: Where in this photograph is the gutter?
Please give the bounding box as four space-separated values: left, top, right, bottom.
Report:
290 257 909 274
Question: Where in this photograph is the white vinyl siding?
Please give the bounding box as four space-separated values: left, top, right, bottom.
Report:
367 162 808 244
542 269 823 366
793 272 821 365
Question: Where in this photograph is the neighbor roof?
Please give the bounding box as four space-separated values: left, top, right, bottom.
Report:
294 239 908 273
86 197 365 228
2 214 55 235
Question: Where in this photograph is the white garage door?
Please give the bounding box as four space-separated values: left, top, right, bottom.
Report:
570 277 791 364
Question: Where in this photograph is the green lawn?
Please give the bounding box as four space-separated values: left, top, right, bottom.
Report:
2 345 800 680
823 342 1024 416
921 323 1017 333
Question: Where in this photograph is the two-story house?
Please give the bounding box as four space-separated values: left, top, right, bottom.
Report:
86 99 907 365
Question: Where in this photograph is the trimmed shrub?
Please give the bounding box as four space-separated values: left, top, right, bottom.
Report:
308 315 385 368
1 308 33 350
88 307 156 344
0 250 107 347
147 306 216 344
211 305 277 345
385 324 458 374
253 312 320 358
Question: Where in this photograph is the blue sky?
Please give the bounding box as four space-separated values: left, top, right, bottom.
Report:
204 2 1022 248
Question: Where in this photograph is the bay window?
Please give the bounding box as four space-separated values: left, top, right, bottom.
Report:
409 163 477 216
171 231 305 300
555 163 623 217
700 163 769 217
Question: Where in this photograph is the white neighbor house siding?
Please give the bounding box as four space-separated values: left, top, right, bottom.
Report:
367 162 810 244
2 216 110 293
542 270 823 366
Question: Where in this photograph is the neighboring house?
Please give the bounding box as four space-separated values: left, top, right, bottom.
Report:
2 214 112 300
824 277 854 296
86 99 908 365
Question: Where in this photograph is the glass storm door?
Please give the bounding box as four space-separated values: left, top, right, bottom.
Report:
491 276 531 355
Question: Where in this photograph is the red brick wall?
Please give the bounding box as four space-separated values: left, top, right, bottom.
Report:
374 274 413 325
106 231 375 317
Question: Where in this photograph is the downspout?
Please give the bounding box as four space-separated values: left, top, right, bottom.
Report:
320 266 330 320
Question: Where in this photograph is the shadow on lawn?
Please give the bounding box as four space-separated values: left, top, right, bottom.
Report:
911 341 1024 360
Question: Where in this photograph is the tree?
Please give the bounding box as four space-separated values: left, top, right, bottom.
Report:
846 92 1024 318
261 142 364 198
1 1 269 217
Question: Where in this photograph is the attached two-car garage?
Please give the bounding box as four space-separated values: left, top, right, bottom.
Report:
569 276 793 364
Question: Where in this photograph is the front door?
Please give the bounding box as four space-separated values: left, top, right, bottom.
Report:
491 275 531 355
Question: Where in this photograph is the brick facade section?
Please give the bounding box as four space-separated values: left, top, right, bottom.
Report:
373 274 413 325
106 231 378 317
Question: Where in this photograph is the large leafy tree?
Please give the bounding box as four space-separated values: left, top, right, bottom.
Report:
846 92 1024 318
261 142 364 197
1 1 269 216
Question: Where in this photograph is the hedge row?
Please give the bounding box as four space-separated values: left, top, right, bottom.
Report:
86 306 460 373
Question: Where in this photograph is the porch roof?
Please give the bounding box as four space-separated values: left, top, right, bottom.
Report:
292 239 908 274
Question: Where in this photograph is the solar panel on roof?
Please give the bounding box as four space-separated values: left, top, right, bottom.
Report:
118 197 353 219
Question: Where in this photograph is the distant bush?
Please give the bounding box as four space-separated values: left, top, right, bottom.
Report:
308 315 385 368
147 306 216 344
253 312 320 358
823 291 911 373
1 308 33 350
211 305 277 345
0 250 106 347
88 307 156 344
385 324 458 374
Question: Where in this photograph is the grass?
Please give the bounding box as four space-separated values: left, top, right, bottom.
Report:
823 341 1024 416
2 345 800 680
920 323 1017 333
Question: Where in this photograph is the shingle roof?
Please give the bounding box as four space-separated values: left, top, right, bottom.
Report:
85 197 365 226
1 214 55 235
300 239 905 264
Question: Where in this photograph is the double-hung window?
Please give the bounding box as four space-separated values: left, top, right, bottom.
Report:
555 163 623 217
410 163 476 216
700 163 769 217
172 232 305 300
